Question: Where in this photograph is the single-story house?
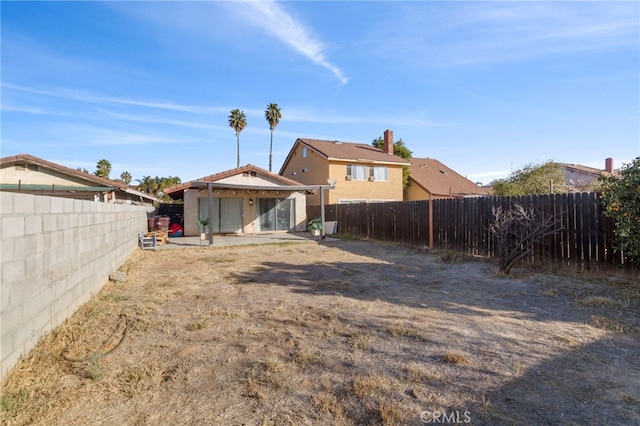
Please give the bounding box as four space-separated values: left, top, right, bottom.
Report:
0 153 157 206
405 158 489 200
164 164 333 237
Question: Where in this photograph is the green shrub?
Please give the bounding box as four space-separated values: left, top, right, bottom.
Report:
599 157 640 265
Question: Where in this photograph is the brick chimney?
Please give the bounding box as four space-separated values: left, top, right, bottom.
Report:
383 129 393 155
605 157 613 173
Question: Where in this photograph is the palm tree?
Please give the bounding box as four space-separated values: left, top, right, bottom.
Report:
264 103 282 172
228 109 247 168
95 159 112 179
120 171 132 186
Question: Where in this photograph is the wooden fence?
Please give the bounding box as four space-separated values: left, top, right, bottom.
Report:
308 193 637 275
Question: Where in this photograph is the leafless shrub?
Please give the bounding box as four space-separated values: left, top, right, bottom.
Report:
489 203 562 274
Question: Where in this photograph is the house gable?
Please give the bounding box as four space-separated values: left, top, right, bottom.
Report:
406 158 487 200
165 164 303 198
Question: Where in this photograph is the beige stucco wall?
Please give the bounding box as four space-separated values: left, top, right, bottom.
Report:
281 142 405 205
279 143 330 201
405 180 432 201
326 161 404 204
1 165 95 186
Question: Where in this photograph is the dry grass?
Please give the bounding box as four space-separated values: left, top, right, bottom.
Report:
580 296 619 307
352 374 391 398
383 322 426 340
1 240 638 425
440 351 469 365
591 315 636 334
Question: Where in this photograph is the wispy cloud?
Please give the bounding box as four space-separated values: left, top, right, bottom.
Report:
2 83 227 115
377 2 639 68
235 0 348 84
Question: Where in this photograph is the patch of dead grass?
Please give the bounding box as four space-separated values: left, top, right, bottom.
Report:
352 374 391 398
384 322 426 340
404 362 446 384
580 296 619 307
591 316 636 334
440 351 469 365
378 400 406 426
315 279 352 292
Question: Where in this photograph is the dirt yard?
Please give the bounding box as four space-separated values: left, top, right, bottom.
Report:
1 239 639 425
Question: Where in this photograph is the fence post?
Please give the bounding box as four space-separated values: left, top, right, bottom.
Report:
428 198 434 249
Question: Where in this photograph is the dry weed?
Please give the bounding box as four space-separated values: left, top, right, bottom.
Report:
378 400 406 426
315 279 352 292
289 347 317 365
581 296 618 307
352 374 390 398
185 320 208 331
313 392 349 423
351 334 373 351
384 322 426 340
404 362 446 384
621 393 639 404
591 316 635 334
440 351 469 365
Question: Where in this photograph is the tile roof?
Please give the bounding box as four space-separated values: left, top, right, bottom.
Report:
164 164 305 196
2 153 123 189
408 158 488 197
296 138 410 165
0 153 157 201
555 162 606 176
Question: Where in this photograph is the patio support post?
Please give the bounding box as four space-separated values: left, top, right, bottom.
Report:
320 186 326 239
207 183 214 245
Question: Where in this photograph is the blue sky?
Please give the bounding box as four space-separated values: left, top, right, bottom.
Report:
2 1 639 185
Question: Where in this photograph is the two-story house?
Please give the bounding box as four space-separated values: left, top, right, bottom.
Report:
279 130 410 205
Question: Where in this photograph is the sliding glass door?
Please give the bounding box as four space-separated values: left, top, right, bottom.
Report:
257 198 294 232
198 198 243 233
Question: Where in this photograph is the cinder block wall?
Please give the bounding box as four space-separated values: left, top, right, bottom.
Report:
1 192 150 381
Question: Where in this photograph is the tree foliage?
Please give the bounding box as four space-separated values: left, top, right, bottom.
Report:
136 175 182 203
120 171 132 186
94 159 112 179
229 109 247 168
599 157 640 265
371 136 413 189
492 161 567 196
264 103 282 172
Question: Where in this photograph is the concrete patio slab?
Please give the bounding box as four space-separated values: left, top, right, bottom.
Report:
158 232 336 249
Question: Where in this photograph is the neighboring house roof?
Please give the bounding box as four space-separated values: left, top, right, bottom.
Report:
165 164 311 199
0 153 157 202
408 158 488 198
279 138 410 174
555 162 606 176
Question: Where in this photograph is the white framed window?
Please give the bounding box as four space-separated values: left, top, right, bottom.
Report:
369 166 388 181
338 199 367 204
302 147 308 158
346 164 366 180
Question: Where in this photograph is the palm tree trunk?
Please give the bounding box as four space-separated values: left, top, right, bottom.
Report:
269 130 274 172
236 132 240 168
